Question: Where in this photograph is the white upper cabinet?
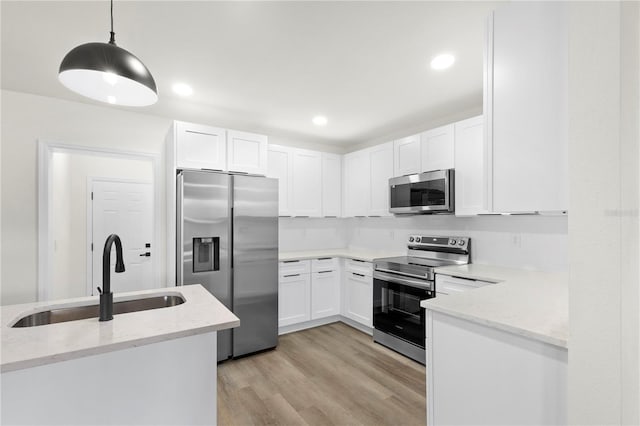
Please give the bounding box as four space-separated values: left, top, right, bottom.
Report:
454 116 490 216
487 2 568 213
421 124 454 172
321 153 342 217
343 150 371 217
174 121 227 171
291 149 322 217
368 142 394 216
393 134 421 177
226 130 268 175
266 145 293 216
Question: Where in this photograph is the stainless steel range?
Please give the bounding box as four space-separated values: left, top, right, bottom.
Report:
372 235 471 364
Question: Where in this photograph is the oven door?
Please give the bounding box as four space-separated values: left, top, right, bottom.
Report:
389 169 454 214
373 271 434 348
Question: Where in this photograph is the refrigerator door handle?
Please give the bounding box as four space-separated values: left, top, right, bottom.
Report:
176 172 184 286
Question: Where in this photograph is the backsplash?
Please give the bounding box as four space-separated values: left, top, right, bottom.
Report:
280 215 568 272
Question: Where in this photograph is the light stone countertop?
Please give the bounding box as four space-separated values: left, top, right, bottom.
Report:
279 248 405 263
1 284 239 373
422 264 568 348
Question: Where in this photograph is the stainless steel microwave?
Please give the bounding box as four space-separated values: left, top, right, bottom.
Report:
389 169 454 214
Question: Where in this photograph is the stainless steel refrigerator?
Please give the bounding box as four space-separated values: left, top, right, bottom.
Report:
177 170 278 361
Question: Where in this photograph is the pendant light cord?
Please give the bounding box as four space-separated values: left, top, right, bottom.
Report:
108 0 116 44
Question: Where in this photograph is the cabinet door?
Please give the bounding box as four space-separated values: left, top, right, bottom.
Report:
454 116 490 216
393 135 421 177
278 273 311 327
175 122 226 170
321 153 342 217
489 2 568 213
266 145 293 216
344 272 372 327
291 149 322 217
227 130 268 175
343 150 370 217
421 124 454 172
311 270 340 319
368 142 394 217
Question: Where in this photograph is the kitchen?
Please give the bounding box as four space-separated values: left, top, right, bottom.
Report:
1 1 638 425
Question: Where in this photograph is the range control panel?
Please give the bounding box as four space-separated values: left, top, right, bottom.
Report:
408 235 469 248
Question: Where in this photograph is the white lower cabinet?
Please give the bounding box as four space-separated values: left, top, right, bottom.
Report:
279 258 341 329
311 270 340 319
342 259 373 328
278 273 311 327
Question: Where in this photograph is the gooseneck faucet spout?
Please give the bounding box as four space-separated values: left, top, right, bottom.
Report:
99 234 125 321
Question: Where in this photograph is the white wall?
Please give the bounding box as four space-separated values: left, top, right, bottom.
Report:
567 2 639 425
1 90 171 305
279 217 349 252
280 215 567 272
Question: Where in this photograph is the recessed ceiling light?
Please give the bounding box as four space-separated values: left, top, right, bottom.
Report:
312 115 328 126
172 82 193 96
430 53 455 70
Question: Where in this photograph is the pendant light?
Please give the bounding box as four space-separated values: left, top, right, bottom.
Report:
58 0 158 106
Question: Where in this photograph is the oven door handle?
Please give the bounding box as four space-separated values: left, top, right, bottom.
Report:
373 270 433 291
374 267 429 281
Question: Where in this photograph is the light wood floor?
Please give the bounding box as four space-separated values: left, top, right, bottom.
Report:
218 322 426 426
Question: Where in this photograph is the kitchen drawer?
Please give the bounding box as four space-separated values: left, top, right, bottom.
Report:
345 258 373 277
435 274 493 296
311 257 339 273
279 259 311 276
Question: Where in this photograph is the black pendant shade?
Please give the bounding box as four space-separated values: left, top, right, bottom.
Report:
58 0 157 107
59 42 158 107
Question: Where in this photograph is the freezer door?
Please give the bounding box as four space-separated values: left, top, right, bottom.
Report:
177 170 232 361
232 175 279 357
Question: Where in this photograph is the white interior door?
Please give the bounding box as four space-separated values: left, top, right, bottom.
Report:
90 179 154 295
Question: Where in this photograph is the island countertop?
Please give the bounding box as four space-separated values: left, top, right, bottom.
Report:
1 284 239 373
421 265 568 348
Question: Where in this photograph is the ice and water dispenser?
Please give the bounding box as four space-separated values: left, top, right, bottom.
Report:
193 237 219 273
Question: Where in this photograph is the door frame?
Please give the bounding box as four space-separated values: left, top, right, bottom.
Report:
86 177 153 297
37 139 161 301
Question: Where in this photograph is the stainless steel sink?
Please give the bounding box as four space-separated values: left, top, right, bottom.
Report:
11 294 186 328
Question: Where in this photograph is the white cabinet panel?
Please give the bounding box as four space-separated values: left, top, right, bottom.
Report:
311 270 340 320
421 124 454 172
435 274 493 296
343 150 370 217
227 130 268 175
393 134 421 177
311 257 339 273
279 259 311 276
488 2 568 213
175 122 226 171
278 273 311 327
344 271 372 327
454 116 490 216
321 153 342 217
368 142 394 217
291 149 322 217
266 145 293 216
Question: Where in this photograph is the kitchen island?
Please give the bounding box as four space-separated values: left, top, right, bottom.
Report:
422 265 568 425
1 284 239 425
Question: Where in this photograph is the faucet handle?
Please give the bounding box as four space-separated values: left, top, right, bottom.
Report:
97 287 103 295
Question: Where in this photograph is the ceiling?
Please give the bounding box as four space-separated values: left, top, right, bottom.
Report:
1 1 499 148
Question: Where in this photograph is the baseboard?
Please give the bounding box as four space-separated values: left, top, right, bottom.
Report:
278 315 373 336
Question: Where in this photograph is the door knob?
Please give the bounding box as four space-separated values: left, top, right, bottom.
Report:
139 252 151 257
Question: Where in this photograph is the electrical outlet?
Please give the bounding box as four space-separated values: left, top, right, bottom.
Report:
511 234 522 248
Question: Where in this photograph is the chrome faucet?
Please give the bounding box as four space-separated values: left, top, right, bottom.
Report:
98 234 125 321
